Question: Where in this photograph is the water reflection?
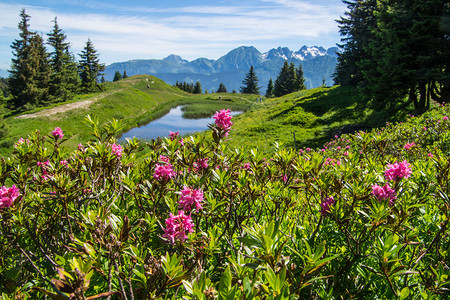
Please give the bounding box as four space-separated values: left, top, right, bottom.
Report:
119 106 241 141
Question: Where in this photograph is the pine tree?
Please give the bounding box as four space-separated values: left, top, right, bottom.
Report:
217 82 227 93
193 81 202 94
265 78 274 97
296 65 306 91
122 70 128 79
47 17 79 101
113 70 122 82
334 0 377 86
240 66 260 94
31 33 51 105
8 10 51 108
78 39 105 93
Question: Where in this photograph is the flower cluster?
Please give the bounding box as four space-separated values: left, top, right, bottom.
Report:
214 109 233 136
37 160 51 180
178 186 204 212
384 160 412 181
404 142 415 150
169 131 179 140
110 143 123 158
372 184 396 206
320 196 336 216
153 163 176 181
52 127 64 140
0 185 20 208
162 211 194 244
14 138 31 148
193 158 209 172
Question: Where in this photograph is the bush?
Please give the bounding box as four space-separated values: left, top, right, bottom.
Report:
0 107 449 299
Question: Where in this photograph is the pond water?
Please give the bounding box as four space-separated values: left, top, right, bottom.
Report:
119 106 241 141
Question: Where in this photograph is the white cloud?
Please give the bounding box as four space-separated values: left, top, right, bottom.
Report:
0 0 346 69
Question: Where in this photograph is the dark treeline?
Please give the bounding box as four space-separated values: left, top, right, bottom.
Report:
334 0 450 115
7 9 105 110
240 63 306 97
174 81 202 94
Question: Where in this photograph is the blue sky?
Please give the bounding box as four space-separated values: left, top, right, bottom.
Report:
0 0 347 70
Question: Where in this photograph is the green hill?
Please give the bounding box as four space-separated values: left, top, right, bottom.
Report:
0 75 254 155
225 85 412 152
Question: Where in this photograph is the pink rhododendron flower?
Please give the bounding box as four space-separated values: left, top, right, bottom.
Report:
214 109 233 136
52 127 64 140
193 158 209 172
372 184 396 206
59 160 68 166
320 196 336 216
14 138 31 148
443 116 449 121
384 160 412 181
404 142 415 150
169 131 179 140
0 185 20 208
179 138 184 146
110 143 123 158
163 211 194 244
428 152 433 157
159 155 170 163
178 186 204 212
243 162 251 170
153 163 176 181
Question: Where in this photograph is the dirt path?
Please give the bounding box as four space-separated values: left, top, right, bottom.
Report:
16 89 123 119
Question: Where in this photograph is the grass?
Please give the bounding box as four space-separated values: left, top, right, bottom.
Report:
220 85 415 152
0 75 256 156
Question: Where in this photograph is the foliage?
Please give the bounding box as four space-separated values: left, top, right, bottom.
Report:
265 78 274 98
1 101 450 299
273 61 306 97
193 81 202 94
240 66 260 95
78 39 105 93
112 71 122 82
216 83 227 93
8 10 51 109
335 0 450 114
47 17 80 102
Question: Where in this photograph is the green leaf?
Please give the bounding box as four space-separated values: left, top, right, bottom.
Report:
219 266 232 293
400 287 410 299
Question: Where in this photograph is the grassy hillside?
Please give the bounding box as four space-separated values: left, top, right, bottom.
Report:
224 85 414 152
0 75 254 155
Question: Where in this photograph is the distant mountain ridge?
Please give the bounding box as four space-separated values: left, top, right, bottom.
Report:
0 69 9 78
106 45 340 92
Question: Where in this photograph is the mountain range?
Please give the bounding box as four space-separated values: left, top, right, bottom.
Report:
105 45 339 93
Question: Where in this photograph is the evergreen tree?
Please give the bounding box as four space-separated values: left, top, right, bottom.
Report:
217 82 227 93
8 9 37 108
122 70 128 79
8 10 52 108
240 66 260 94
31 33 51 105
334 0 377 86
47 17 79 101
296 65 306 90
265 78 274 97
100 75 105 83
78 39 105 93
113 70 122 82
335 0 449 114
193 81 202 94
